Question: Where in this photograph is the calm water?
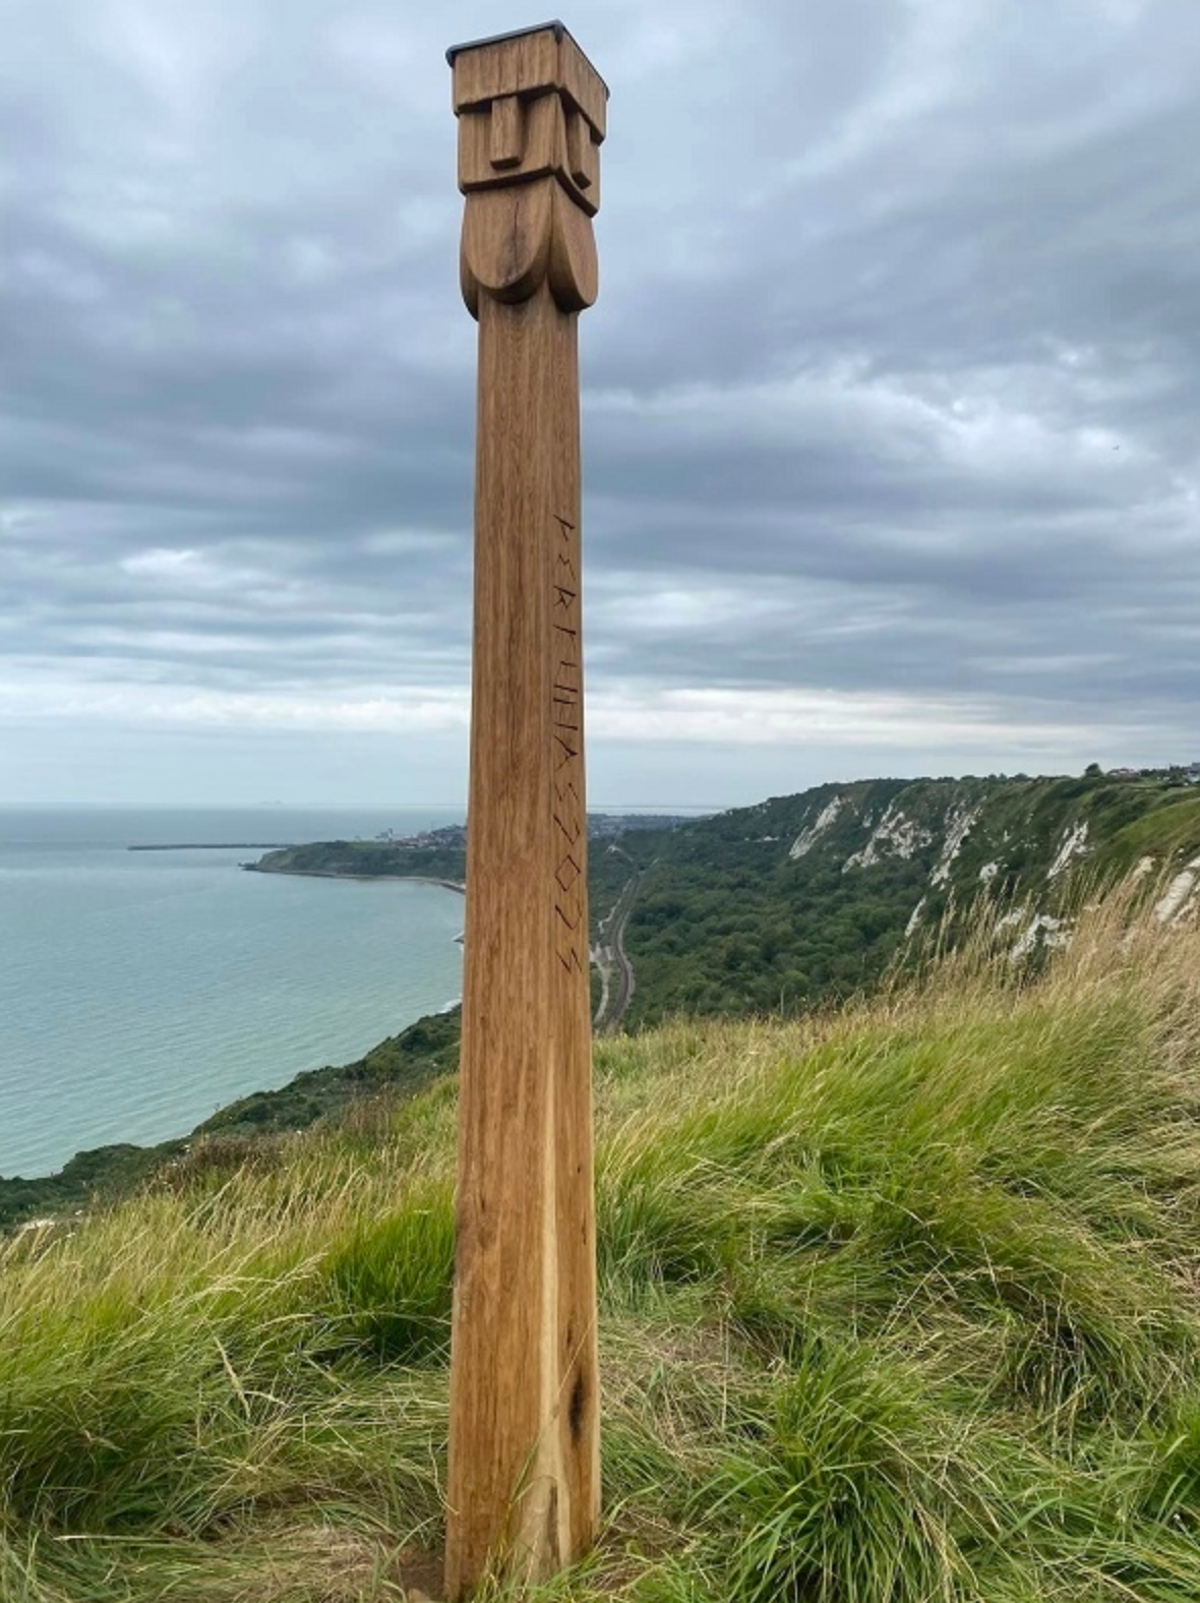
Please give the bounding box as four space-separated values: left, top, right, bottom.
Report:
0 807 465 1178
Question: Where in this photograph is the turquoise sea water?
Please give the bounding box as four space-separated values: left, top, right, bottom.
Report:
0 807 465 1179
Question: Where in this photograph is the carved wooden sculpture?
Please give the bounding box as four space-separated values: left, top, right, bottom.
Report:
444 23 607 1599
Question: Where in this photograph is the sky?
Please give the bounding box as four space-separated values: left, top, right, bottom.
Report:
3 0 1199 808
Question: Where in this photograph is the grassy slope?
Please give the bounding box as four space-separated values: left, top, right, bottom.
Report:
6 899 1200 1599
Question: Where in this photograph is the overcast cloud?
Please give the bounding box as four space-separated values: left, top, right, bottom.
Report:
3 0 1199 806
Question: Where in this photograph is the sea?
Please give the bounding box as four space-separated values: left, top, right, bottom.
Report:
0 806 466 1179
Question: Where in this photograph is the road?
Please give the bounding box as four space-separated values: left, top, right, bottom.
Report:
592 869 643 1034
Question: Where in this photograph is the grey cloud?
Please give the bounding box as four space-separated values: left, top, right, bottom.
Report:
3 0 1200 801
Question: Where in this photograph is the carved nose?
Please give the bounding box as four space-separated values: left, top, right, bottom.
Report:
489 94 524 169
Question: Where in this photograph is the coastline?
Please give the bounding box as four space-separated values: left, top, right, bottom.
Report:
0 1002 465 1227
1 810 469 1208
243 864 465 894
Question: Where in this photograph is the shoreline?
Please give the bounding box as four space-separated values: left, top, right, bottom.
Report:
243 865 465 894
1 999 465 1206
129 842 296 852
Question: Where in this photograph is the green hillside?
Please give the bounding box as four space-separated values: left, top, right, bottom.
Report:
247 836 467 883
12 770 1197 1219
245 771 1200 1032
599 770 1200 1026
4 896 1200 1600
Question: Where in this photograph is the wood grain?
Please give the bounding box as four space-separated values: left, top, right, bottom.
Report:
446 284 598 1596
444 24 606 1598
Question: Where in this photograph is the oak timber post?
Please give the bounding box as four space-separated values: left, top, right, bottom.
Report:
444 23 606 1599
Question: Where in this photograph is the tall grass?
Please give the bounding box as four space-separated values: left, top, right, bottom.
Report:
3 891 1200 1598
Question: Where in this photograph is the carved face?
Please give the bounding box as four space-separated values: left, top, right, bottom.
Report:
450 25 606 218
457 90 601 216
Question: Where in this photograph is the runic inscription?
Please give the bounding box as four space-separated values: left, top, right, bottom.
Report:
553 512 585 975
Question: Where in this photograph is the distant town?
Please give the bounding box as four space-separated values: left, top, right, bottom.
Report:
369 813 702 849
1103 762 1200 783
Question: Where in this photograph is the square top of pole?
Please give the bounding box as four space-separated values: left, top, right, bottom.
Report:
447 20 607 140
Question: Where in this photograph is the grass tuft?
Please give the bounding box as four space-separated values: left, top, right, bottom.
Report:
4 890 1200 1597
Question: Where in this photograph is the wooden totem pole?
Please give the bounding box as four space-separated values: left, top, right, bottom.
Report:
444 23 606 1599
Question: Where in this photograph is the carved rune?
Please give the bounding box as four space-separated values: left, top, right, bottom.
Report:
550 511 586 974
